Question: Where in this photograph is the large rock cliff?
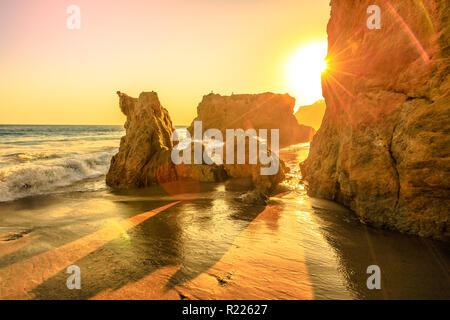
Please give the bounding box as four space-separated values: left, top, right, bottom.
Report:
188 93 316 147
301 0 449 239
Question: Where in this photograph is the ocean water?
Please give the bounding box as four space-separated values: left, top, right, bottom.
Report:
0 125 124 202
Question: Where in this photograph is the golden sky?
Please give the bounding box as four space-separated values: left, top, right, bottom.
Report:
0 0 330 125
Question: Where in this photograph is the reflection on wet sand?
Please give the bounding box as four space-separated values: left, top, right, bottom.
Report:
0 201 179 299
307 198 450 299
93 194 313 300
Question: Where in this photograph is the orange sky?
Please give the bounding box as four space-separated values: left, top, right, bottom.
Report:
0 0 330 125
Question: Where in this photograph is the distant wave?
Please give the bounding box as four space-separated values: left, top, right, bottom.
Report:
1 152 63 162
0 135 123 146
0 146 117 164
0 149 117 202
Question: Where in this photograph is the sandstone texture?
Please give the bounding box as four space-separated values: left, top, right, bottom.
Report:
106 92 175 187
106 92 285 201
188 93 315 147
106 92 224 188
301 0 449 239
295 100 327 131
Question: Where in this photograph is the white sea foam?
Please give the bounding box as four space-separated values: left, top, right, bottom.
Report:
0 149 117 202
0 125 124 202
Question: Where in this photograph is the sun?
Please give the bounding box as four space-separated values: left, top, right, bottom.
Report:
286 41 328 113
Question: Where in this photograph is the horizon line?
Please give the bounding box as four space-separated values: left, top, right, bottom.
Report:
0 123 190 126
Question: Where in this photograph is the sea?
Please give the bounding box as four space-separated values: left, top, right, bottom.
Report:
0 125 124 202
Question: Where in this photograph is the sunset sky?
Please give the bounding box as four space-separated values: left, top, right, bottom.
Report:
0 0 330 125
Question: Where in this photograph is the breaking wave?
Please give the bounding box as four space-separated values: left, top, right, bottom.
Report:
0 149 117 202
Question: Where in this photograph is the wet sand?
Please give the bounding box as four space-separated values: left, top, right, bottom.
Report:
0 144 449 299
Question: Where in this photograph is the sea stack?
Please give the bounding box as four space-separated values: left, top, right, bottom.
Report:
301 0 449 239
107 91 228 187
106 91 178 187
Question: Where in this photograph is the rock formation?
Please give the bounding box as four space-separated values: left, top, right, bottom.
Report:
106 91 224 188
295 100 326 131
106 91 176 187
188 93 315 147
106 91 285 202
301 0 449 239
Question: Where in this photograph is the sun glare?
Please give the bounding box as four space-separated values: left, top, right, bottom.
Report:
286 41 328 112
